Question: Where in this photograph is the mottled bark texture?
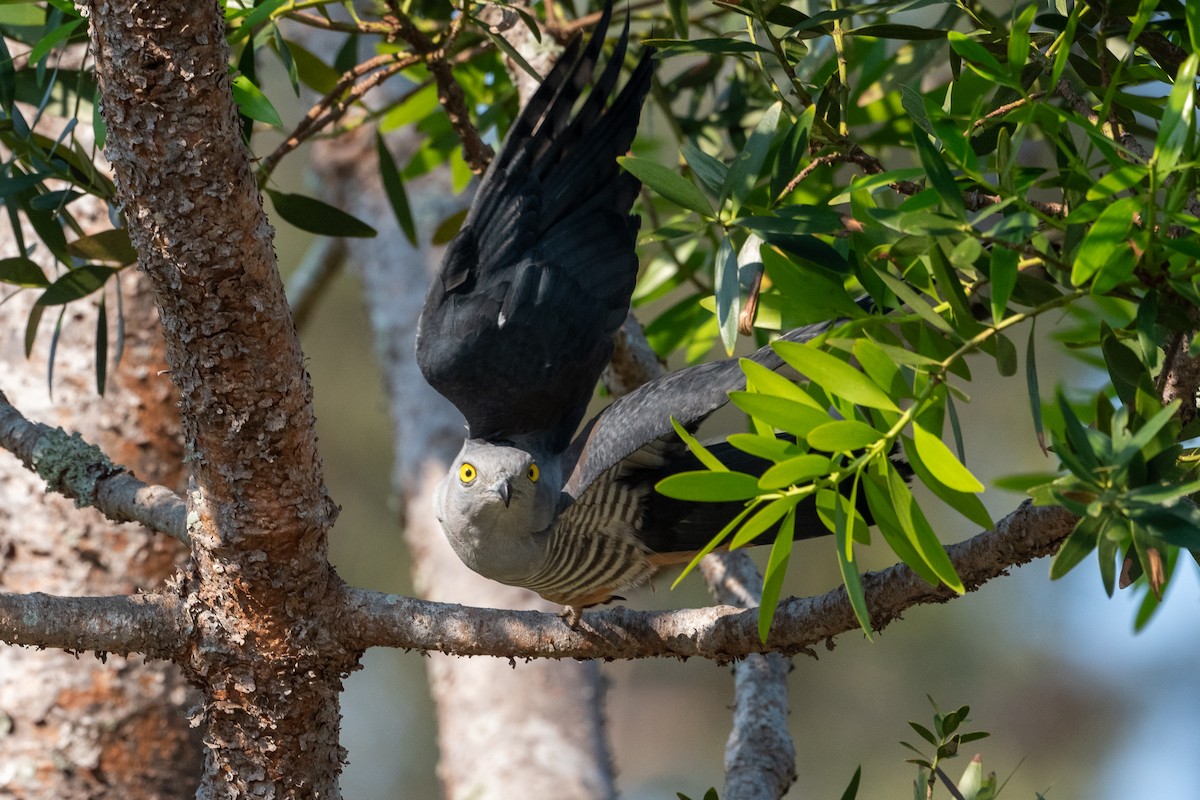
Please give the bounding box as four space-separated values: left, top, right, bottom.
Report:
84 1 353 796
307 122 618 799
0 252 199 796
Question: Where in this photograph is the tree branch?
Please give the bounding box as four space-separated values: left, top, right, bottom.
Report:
339 502 1076 662
0 591 185 660
701 553 797 800
0 388 187 541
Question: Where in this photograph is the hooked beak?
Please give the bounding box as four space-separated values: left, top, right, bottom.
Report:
492 479 512 508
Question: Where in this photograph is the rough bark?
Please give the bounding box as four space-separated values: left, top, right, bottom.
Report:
84 1 354 796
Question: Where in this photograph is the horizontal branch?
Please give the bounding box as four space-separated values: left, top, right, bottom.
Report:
0 591 185 660
339 502 1076 662
0 388 187 541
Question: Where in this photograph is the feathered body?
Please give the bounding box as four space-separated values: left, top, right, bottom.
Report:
416 3 841 613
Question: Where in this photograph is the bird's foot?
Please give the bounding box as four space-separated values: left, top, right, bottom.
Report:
560 605 584 629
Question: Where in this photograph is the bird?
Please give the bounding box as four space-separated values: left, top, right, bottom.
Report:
415 2 845 618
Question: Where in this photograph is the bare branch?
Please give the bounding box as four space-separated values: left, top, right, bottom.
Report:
701 553 797 800
0 388 187 541
0 591 185 659
258 52 423 183
340 502 1076 661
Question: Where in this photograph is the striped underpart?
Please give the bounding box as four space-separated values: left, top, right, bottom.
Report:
522 465 657 605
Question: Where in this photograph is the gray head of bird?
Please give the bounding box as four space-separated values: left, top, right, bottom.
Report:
433 438 563 580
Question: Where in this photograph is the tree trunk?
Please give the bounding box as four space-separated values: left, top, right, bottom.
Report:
0 248 199 798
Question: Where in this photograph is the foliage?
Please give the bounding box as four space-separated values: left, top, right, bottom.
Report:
2 0 1199 632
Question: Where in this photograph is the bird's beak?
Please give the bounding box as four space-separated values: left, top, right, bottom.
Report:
494 479 512 508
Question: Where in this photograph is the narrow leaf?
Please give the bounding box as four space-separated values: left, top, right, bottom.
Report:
375 132 417 246
655 470 762 502
0 256 49 287
231 74 283 128
619 156 714 217
912 423 984 493
267 190 377 238
774 340 899 411
807 420 881 452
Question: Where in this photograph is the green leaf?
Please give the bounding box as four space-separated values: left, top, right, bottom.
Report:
946 31 1006 81
285 39 341 94
655 470 762 502
1026 320 1044 450
807 420 881 452
643 37 772 56
833 489 873 637
759 509 795 642
865 466 941 586
759 454 831 490
852 338 910 400
774 340 899 411
28 17 84 65
729 391 832 437
911 423 984 493
1007 5 1036 74
1050 516 1102 579
728 432 802 462
0 256 49 287
225 0 289 42
887 462 965 592
95 290 107 395
433 208 467 245
270 24 300 96
230 74 283 128
38 265 114 305
267 190 377 238
902 435 994 530
665 0 689 37
838 766 862 800
681 142 727 196
741 357 824 406
67 228 137 265
1071 196 1136 289
912 129 966 220
1151 53 1198 181
619 156 713 217
731 494 803 549
376 132 417 246
670 416 728 472
722 101 782 210
988 246 1017 323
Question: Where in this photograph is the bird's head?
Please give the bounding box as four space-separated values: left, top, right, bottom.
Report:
434 439 562 565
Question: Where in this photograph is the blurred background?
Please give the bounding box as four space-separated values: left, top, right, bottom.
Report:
290 251 1199 799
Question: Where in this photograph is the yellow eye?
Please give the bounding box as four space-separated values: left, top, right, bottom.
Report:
527 463 540 483
459 463 477 484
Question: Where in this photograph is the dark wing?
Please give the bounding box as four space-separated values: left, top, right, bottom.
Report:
561 322 835 500
415 2 654 453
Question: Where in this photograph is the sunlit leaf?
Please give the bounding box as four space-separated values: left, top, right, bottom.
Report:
774 340 900 411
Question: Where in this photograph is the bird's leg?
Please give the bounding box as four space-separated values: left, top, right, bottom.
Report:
560 605 585 629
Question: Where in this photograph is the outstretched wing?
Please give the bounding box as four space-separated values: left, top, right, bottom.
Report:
416 2 654 454
561 322 836 500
